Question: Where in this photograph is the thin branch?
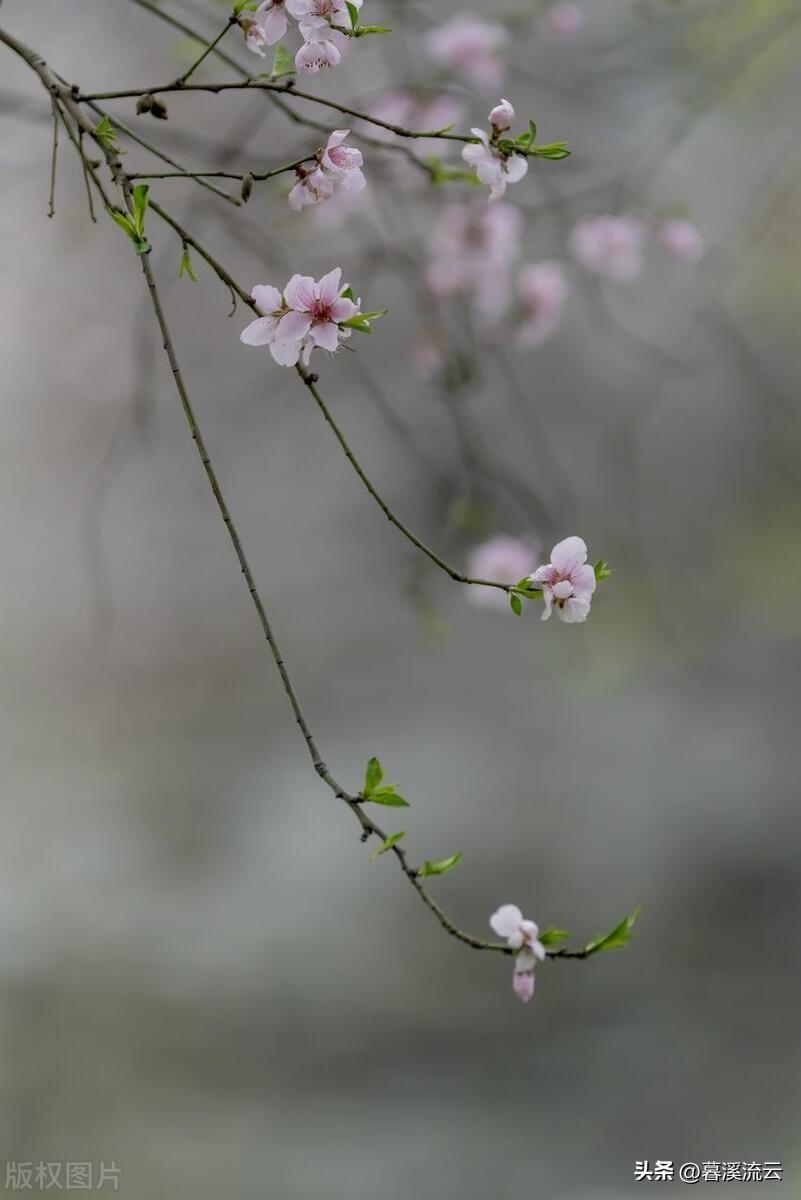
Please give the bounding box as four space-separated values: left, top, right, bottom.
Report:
172 14 237 87
47 95 59 217
297 367 516 595
78 78 476 144
80 96 241 206
128 154 316 183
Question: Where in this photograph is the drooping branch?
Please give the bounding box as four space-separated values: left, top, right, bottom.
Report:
0 18 608 965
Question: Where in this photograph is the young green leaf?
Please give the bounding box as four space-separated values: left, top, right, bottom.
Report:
340 309 388 334
539 926 571 947
132 184 149 237
345 0 359 28
509 592 522 616
93 114 123 155
179 245 198 282
421 852 462 877
368 787 409 808
594 559 613 582
531 142 571 160
583 908 640 956
270 42 295 79
369 831 406 861
341 285 356 302
363 756 384 796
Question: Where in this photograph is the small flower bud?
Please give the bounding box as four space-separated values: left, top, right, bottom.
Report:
489 98 515 132
136 94 154 115
241 173 254 202
150 97 169 120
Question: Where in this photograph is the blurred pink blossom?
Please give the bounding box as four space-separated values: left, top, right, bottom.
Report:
467 536 540 611
546 2 584 36
530 535 597 623
659 218 705 263
569 214 646 282
517 261 568 347
426 15 508 91
426 201 523 323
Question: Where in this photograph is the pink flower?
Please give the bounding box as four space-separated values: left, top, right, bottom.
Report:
467 536 540 612
288 165 335 211
530 535 597 623
287 0 355 39
462 129 528 202
284 267 360 358
241 16 269 56
517 261 568 347
659 218 705 264
512 954 536 1003
239 270 361 367
489 98 515 133
490 904 547 956
490 904 546 1003
240 284 317 366
569 215 646 283
546 2 584 36
253 0 288 45
426 15 508 91
321 130 366 192
295 37 341 71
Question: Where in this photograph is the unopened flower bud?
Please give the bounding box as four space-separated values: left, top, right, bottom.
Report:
489 98 515 133
241 173 254 202
136 93 154 115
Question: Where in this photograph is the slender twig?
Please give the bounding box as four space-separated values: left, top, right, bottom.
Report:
172 15 237 87
80 96 241 206
78 79 477 144
47 95 59 217
297 368 518 595
128 155 316 184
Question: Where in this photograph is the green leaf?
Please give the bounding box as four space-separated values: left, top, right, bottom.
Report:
108 208 136 238
369 831 405 861
509 592 522 616
179 246 198 282
270 42 295 78
421 852 462 877
368 787 409 808
132 183 149 237
340 309 388 334
528 118 538 142
594 558 613 582
583 908 640 956
363 756 384 796
531 142 571 160
341 285 356 302
93 114 123 154
345 0 359 28
539 926 571 947
353 24 391 34
427 158 482 187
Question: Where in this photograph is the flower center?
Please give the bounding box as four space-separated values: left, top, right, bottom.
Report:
309 299 334 324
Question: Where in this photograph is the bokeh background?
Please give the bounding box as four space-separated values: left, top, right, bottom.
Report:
1 0 800 1196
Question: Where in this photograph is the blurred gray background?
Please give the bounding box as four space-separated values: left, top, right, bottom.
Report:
1 0 800 1196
